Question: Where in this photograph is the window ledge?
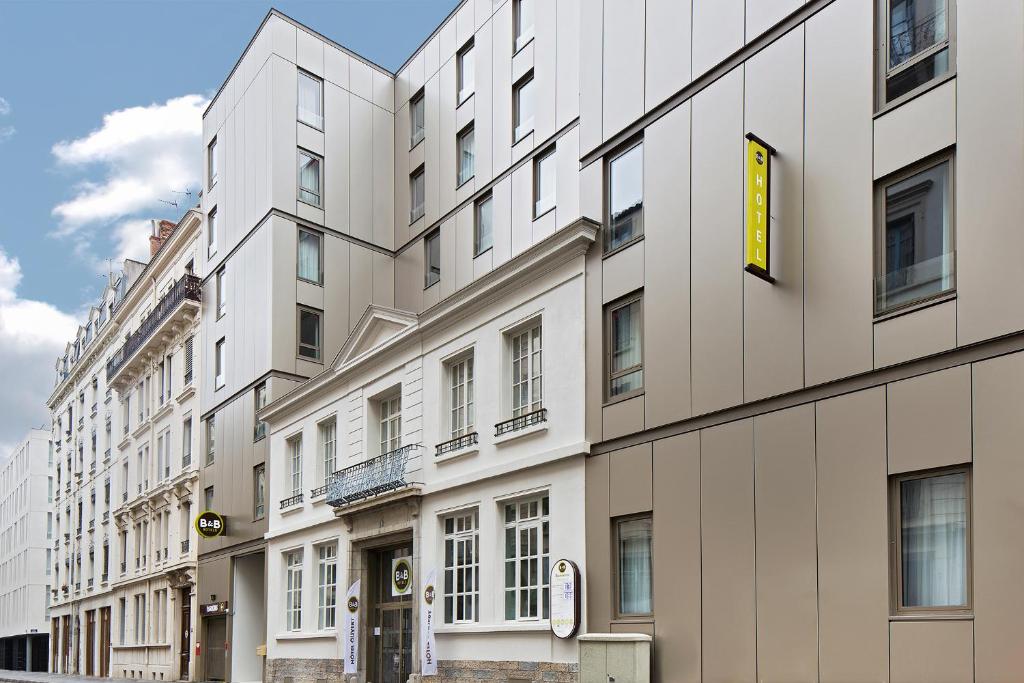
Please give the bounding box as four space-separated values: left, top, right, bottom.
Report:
131 420 150 440
456 174 476 190
873 291 956 323
494 422 547 446
457 92 474 108
152 401 174 423
889 613 973 622
603 235 644 260
280 503 303 516
275 631 337 641
297 198 323 211
434 621 550 635
435 446 479 465
175 383 196 405
533 205 556 222
874 72 957 119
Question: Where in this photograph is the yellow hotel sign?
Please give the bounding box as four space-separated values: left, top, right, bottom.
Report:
745 133 775 283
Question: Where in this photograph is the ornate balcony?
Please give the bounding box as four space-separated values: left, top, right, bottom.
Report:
327 444 420 509
106 274 201 387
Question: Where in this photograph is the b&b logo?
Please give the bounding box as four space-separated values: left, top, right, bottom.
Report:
347 596 359 614
194 511 225 539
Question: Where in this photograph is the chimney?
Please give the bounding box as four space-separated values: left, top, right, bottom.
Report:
148 219 177 257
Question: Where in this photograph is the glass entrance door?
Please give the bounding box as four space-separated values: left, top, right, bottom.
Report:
368 543 413 683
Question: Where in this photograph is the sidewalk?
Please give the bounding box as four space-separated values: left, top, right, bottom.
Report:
0 673 144 683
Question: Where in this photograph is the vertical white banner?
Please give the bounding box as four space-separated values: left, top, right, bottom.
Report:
419 568 438 676
343 579 361 675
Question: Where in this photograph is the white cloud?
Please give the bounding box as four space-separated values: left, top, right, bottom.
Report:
112 219 154 264
0 247 79 447
51 94 207 236
0 97 9 116
0 126 14 142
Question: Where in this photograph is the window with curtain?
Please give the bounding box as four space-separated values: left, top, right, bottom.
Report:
534 147 556 217
297 70 324 129
608 142 644 251
616 516 653 615
410 166 426 222
474 194 493 255
410 90 425 147
514 73 535 142
896 468 969 611
457 40 475 104
286 551 303 631
298 149 322 206
606 292 644 399
425 230 441 287
297 229 322 284
457 124 475 185
317 543 337 630
205 415 215 465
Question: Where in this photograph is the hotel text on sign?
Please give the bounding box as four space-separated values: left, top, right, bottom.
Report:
745 133 776 283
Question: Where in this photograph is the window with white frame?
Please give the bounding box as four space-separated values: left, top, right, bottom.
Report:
285 550 303 631
474 193 493 256
289 435 303 498
319 418 337 481
317 543 338 630
448 355 474 439
297 70 324 129
457 124 475 186
214 338 225 389
379 394 402 455
503 494 549 620
457 40 475 104
298 149 322 207
205 415 215 466
443 510 479 623
534 147 556 217
510 322 542 417
410 90 425 147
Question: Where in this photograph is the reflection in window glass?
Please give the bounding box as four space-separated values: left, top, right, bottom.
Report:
877 159 952 313
298 308 322 360
297 71 324 129
475 195 493 255
298 150 322 206
608 143 644 251
457 125 475 185
425 231 441 288
298 229 322 283
608 296 643 398
886 0 950 101
617 516 653 615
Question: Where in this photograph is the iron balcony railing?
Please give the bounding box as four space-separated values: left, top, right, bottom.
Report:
106 274 201 381
436 432 478 457
495 408 547 436
182 452 192 468
280 493 304 509
327 444 419 508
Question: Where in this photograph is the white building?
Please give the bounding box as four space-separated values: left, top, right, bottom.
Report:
0 429 53 671
48 211 204 680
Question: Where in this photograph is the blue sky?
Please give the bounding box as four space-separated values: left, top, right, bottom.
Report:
0 0 458 454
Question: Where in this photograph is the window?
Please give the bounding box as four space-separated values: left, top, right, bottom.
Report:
285 551 303 631
207 208 218 259
503 495 549 620
216 268 226 318
379 395 402 455
410 89 425 147
474 194 493 256
424 230 441 288
514 0 534 51
253 464 266 521
182 417 192 466
534 147 556 217
443 511 479 623
297 228 322 284
319 418 337 480
892 467 970 614
606 292 644 400
289 435 303 498
297 70 324 129
880 0 953 106
607 142 644 252
457 124 475 186
615 515 653 616
297 306 322 361
184 336 194 385
409 165 425 223
254 382 268 441
204 486 214 510
448 355 474 439
510 322 542 417
214 338 225 389
298 149 322 207
457 40 475 104
118 598 127 644
134 593 147 644
205 416 215 466
208 137 218 188
317 544 338 630
875 154 953 314
514 73 535 142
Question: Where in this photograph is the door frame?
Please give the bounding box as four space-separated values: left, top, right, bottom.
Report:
365 539 415 683
179 589 192 681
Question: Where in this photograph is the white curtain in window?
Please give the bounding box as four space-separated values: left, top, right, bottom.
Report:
901 472 967 607
298 72 323 128
618 518 652 614
298 231 320 282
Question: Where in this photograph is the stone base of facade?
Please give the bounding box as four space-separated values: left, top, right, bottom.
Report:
266 658 578 683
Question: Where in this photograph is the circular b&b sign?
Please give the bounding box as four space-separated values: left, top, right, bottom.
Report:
195 511 226 539
392 557 412 596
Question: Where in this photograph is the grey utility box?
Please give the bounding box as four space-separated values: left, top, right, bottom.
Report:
578 633 652 683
